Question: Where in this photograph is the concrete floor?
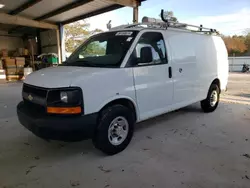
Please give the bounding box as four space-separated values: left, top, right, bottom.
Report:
221 73 250 105
0 74 250 188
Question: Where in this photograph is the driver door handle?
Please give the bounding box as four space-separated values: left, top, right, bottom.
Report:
168 67 172 78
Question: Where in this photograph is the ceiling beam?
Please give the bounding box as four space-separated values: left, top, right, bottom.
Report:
8 0 43 15
0 13 58 30
8 0 94 33
61 4 123 25
35 0 94 21
106 0 138 7
8 26 23 34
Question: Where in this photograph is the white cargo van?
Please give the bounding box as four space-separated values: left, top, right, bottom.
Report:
17 12 228 155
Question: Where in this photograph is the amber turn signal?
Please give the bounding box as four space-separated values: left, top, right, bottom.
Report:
47 106 82 114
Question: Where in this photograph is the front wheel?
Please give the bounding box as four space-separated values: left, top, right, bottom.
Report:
201 84 220 113
92 105 135 155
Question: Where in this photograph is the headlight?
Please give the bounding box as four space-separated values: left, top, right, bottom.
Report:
47 88 82 107
60 91 68 103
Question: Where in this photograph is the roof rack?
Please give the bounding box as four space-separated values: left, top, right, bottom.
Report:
110 9 219 35
160 9 218 34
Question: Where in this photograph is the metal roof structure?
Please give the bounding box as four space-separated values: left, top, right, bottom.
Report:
0 0 145 33
0 0 145 63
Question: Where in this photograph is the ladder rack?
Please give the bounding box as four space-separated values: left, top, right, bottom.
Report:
160 9 218 34
110 9 219 35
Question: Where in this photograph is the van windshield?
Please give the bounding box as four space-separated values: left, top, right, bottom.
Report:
64 31 138 68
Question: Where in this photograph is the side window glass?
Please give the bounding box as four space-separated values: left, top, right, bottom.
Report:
131 32 167 66
157 39 166 59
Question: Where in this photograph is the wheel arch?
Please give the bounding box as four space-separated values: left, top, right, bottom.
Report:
211 78 221 93
98 96 139 122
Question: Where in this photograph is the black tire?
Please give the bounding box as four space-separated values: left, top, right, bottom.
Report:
201 84 220 113
92 105 135 155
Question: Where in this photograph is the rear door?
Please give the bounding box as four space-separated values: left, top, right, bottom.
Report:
127 31 174 121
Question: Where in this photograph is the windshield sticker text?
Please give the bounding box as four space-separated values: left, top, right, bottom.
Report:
126 37 133 42
116 32 133 36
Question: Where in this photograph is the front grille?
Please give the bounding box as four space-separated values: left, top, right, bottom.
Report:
22 84 48 106
23 84 48 98
22 84 48 114
23 99 46 114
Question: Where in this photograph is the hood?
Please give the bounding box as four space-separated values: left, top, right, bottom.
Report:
24 66 109 88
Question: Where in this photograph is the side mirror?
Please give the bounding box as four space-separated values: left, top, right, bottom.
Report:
139 46 153 64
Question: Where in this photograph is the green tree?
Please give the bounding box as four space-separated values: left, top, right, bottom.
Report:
222 35 247 56
80 41 106 57
245 33 250 53
64 21 102 53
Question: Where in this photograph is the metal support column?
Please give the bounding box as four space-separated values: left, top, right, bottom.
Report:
56 29 62 64
133 6 139 23
59 23 66 62
36 29 42 55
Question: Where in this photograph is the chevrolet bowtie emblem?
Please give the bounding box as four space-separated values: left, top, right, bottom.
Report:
28 94 33 101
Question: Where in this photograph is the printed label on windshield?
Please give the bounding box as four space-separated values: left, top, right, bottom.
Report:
126 37 133 42
116 31 133 36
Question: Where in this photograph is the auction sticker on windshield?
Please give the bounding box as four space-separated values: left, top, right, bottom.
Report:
126 37 133 42
116 32 133 36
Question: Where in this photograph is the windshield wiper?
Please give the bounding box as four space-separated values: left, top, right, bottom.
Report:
82 61 99 67
65 60 98 67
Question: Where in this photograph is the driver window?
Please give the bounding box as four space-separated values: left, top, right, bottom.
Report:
129 32 167 66
78 41 107 58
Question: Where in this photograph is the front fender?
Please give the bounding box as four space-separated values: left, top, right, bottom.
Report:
97 95 139 121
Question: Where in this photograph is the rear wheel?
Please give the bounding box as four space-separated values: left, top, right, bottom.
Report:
201 84 220 113
92 105 135 155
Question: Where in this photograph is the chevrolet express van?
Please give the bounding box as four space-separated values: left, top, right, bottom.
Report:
17 16 228 155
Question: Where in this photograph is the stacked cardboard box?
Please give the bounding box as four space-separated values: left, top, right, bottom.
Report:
0 59 3 69
17 48 29 56
4 58 18 81
0 69 6 83
3 57 25 81
0 60 6 83
0 49 8 57
16 57 25 76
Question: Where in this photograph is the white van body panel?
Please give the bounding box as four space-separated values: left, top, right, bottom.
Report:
25 67 138 119
24 27 228 123
133 64 173 121
164 30 200 105
163 29 228 108
70 68 138 117
24 66 111 88
129 30 174 121
213 36 229 90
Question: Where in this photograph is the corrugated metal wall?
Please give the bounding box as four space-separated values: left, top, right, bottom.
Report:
228 57 250 72
0 30 24 52
40 30 58 54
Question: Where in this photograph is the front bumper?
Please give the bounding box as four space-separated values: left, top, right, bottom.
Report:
17 102 98 141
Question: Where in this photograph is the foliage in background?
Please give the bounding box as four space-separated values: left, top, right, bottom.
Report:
64 21 102 53
222 34 250 56
80 41 106 57
159 11 250 56
245 33 250 53
65 19 250 57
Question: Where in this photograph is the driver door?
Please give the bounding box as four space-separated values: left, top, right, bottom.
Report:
129 31 174 121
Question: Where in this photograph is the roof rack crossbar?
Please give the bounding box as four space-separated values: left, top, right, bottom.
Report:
119 22 218 35
110 9 219 35
160 9 217 33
